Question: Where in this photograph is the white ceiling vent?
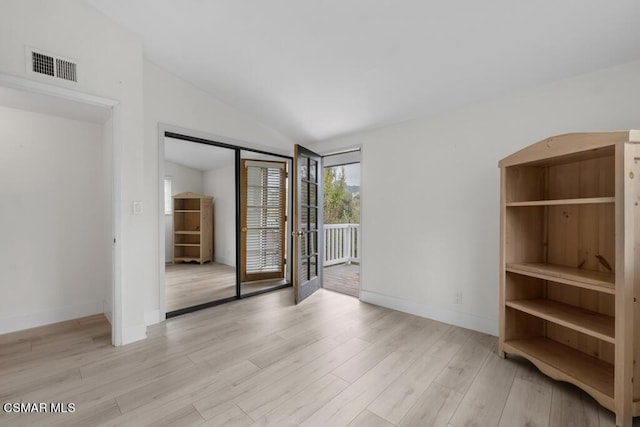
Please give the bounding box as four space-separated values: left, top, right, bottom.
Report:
27 47 78 83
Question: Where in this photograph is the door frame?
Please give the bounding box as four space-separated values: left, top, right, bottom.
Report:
0 73 123 345
317 146 363 298
157 125 294 319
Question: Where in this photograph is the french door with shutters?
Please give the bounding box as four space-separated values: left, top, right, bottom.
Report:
240 159 287 282
293 144 323 303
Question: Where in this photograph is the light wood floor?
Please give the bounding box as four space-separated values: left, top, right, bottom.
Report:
165 263 286 312
323 263 360 297
0 289 626 426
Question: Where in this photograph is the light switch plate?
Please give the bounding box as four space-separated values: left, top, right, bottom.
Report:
133 201 143 215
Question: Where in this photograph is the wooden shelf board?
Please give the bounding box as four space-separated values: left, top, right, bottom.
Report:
174 210 200 213
506 263 615 294
506 197 614 207
174 243 200 247
506 299 614 343
174 257 202 262
504 337 614 410
174 231 201 235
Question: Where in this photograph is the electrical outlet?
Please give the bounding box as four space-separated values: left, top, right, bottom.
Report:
455 291 463 304
132 201 143 215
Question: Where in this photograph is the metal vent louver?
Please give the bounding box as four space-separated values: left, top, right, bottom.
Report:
30 49 78 82
55 58 77 82
32 51 54 76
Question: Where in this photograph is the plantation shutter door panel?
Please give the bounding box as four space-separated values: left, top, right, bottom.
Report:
241 160 286 282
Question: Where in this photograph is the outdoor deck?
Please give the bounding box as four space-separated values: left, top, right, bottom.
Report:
323 263 360 297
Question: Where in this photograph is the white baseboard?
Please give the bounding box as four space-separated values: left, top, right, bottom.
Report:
121 323 147 345
0 300 104 335
214 256 236 268
359 290 498 336
144 310 161 326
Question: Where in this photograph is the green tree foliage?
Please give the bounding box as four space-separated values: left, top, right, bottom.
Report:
323 166 360 224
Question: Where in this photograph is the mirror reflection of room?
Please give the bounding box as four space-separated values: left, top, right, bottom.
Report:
164 138 236 312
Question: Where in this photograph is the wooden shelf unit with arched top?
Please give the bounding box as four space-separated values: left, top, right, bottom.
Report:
499 131 640 427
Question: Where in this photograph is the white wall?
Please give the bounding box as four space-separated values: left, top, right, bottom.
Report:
164 160 204 262
145 60 295 321
0 106 110 333
312 59 640 336
204 162 236 267
0 0 146 344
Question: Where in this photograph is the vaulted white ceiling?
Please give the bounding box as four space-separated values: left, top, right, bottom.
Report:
86 0 640 143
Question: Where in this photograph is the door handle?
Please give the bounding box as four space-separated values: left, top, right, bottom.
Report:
241 227 247 232
292 231 304 237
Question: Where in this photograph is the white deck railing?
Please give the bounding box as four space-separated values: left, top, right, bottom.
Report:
324 223 360 266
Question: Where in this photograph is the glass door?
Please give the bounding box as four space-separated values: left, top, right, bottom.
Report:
293 144 323 303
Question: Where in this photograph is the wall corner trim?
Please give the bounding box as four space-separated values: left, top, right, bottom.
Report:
121 323 147 346
359 290 498 336
144 310 161 326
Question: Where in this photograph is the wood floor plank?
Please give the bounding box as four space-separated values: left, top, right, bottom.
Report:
101 360 260 426
397 382 464 427
199 402 254 427
0 337 111 378
275 300 385 342
146 404 205 427
247 332 324 368
191 333 286 370
0 288 622 427
393 319 452 358
22 356 195 411
348 409 394 427
236 337 370 420
194 337 340 420
165 262 288 312
250 374 350 427
165 262 237 312
15 398 122 427
0 367 81 401
114 363 209 414
514 356 557 389
329 310 390 344
0 339 31 358
433 330 494 395
115 359 259 414
599 408 616 426
498 377 552 427
358 310 413 344
549 381 601 427
78 333 220 379
368 329 463 424
332 314 427 383
300 351 414 426
448 353 519 427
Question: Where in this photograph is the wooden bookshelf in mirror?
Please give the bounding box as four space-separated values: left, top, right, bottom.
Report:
172 192 213 264
499 131 640 427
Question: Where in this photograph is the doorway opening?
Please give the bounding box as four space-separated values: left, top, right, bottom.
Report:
322 151 361 297
0 84 116 343
160 131 293 318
